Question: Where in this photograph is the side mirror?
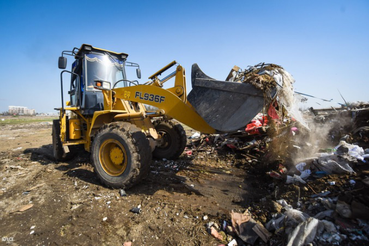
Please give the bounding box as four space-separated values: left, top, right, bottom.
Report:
58 56 67 69
136 68 141 79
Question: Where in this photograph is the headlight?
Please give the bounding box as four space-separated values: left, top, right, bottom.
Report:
94 80 111 90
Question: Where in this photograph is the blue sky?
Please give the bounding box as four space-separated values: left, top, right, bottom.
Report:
0 0 368 113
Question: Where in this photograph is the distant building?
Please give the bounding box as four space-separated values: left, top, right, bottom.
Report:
8 106 36 116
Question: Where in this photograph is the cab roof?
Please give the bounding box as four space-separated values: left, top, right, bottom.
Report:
75 44 129 60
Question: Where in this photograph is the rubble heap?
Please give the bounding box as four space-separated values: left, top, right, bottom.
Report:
187 103 369 245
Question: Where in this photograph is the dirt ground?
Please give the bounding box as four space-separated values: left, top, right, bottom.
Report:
0 120 270 245
1 115 369 246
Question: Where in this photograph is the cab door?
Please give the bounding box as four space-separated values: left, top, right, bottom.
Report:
69 60 82 107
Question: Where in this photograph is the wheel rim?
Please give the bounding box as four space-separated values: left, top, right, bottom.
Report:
157 130 171 150
99 139 127 176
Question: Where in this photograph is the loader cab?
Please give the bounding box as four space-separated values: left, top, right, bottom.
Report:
79 52 125 115
59 44 139 115
74 46 128 115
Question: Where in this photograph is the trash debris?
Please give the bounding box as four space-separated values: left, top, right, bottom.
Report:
230 210 271 244
265 214 286 231
119 189 127 197
209 226 226 242
130 204 141 214
5 165 24 170
286 174 306 184
25 183 45 192
295 162 311 179
245 114 268 135
287 217 319 246
189 132 201 139
311 190 331 198
227 238 238 246
335 200 352 219
267 171 283 179
335 141 366 162
17 204 34 212
206 221 226 242
313 157 355 175
185 150 192 156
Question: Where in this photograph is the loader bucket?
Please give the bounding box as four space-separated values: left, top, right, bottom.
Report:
187 64 276 132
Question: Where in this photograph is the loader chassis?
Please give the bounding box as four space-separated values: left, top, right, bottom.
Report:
55 44 203 188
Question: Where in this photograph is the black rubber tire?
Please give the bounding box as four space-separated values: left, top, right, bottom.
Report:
153 120 187 160
91 122 152 189
52 119 72 161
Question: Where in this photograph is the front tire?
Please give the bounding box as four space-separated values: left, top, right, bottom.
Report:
153 120 187 160
91 122 151 189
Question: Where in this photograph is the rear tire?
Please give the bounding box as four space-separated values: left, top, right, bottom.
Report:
153 120 187 160
91 122 152 189
52 119 71 161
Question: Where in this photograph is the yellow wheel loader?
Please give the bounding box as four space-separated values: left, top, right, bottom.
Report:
55 44 272 188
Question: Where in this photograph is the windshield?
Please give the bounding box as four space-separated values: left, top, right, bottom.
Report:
85 53 125 90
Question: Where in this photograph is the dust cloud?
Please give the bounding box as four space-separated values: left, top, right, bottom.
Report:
272 70 352 166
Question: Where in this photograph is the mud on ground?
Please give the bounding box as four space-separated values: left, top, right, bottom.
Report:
0 121 269 245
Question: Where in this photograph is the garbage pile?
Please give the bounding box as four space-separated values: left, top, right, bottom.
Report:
227 62 308 130
187 103 369 245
